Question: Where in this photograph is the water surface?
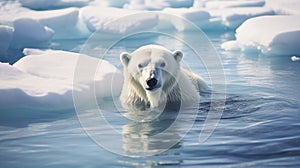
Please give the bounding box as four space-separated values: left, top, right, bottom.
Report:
1 31 300 167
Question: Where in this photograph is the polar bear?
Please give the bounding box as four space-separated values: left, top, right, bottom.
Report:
119 44 208 110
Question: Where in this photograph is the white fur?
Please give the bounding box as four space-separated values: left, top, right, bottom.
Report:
120 45 207 110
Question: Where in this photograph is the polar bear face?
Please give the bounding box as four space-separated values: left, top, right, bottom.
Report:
120 44 206 109
120 45 183 92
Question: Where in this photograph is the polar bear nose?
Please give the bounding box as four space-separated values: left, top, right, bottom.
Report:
146 78 158 88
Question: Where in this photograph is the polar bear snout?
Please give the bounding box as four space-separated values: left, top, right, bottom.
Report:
146 78 158 89
144 68 161 91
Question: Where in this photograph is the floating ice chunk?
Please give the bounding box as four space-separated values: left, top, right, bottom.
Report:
18 49 123 96
205 0 265 9
0 3 89 39
80 7 158 35
291 56 300 62
0 49 122 110
161 8 210 31
11 18 54 48
265 0 300 15
33 8 90 39
0 62 74 109
209 7 274 29
221 40 240 51
0 26 14 61
19 0 91 10
235 15 300 56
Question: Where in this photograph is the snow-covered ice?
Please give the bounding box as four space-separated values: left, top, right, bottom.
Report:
0 5 89 40
0 49 122 110
11 18 54 48
123 0 169 10
161 8 210 31
208 7 274 30
191 0 274 30
265 0 300 15
91 0 130 8
204 0 265 9
80 6 158 35
223 15 300 56
221 40 240 51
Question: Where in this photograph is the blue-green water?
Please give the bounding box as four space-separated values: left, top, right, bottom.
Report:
1 31 300 167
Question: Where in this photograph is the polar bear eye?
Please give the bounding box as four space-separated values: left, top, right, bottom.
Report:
138 63 143 68
160 62 166 67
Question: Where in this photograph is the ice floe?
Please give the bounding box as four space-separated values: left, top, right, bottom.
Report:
221 40 240 51
80 6 158 35
223 15 300 56
291 56 300 62
265 0 300 15
0 49 122 110
161 8 210 31
11 18 54 48
208 7 274 30
0 4 89 40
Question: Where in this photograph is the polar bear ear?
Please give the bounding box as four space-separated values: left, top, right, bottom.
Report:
120 52 131 66
173 50 183 62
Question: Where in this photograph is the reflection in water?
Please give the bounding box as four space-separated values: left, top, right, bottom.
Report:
90 99 199 158
122 109 182 157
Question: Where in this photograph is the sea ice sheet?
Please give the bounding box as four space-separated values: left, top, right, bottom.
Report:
223 15 300 56
0 49 122 110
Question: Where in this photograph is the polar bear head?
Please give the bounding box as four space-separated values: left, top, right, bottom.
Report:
120 44 183 108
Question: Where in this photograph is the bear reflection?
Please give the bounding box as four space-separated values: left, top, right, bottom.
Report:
122 109 182 156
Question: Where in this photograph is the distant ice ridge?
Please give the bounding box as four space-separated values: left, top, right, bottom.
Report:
0 49 123 110
265 0 300 15
203 0 265 9
162 0 274 31
1 0 300 62
222 15 300 56
123 0 170 10
160 8 211 31
19 0 92 10
207 7 274 30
